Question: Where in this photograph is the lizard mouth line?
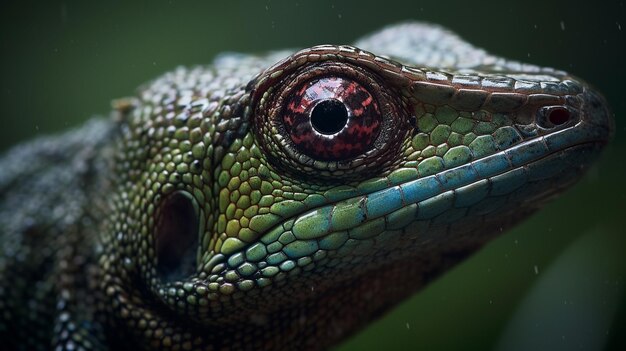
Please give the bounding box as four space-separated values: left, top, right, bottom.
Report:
213 121 608 268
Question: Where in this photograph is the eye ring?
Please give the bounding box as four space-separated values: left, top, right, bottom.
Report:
253 61 409 180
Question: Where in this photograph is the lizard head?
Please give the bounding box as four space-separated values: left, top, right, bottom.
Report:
101 23 613 349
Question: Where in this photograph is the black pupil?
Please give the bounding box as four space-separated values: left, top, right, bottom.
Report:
311 99 348 135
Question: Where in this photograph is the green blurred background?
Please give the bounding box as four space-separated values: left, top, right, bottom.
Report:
1 1 624 350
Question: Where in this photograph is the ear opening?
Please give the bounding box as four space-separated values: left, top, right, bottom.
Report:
155 191 200 282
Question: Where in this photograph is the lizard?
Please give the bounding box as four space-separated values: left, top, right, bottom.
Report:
0 22 613 350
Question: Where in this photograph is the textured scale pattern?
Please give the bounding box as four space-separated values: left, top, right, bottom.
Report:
0 22 613 350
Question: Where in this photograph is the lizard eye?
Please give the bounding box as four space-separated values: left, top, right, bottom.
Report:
282 77 382 161
155 191 199 282
252 60 408 179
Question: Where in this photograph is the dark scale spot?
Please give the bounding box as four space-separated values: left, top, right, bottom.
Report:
311 99 348 135
221 130 237 147
409 116 419 137
175 112 191 126
190 160 202 174
155 191 199 282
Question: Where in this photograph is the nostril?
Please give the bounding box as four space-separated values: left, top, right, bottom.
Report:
537 106 574 129
548 107 571 125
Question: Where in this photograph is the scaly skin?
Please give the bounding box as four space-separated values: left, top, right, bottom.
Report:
0 22 613 350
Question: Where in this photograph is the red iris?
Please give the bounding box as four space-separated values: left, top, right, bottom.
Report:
282 77 382 161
